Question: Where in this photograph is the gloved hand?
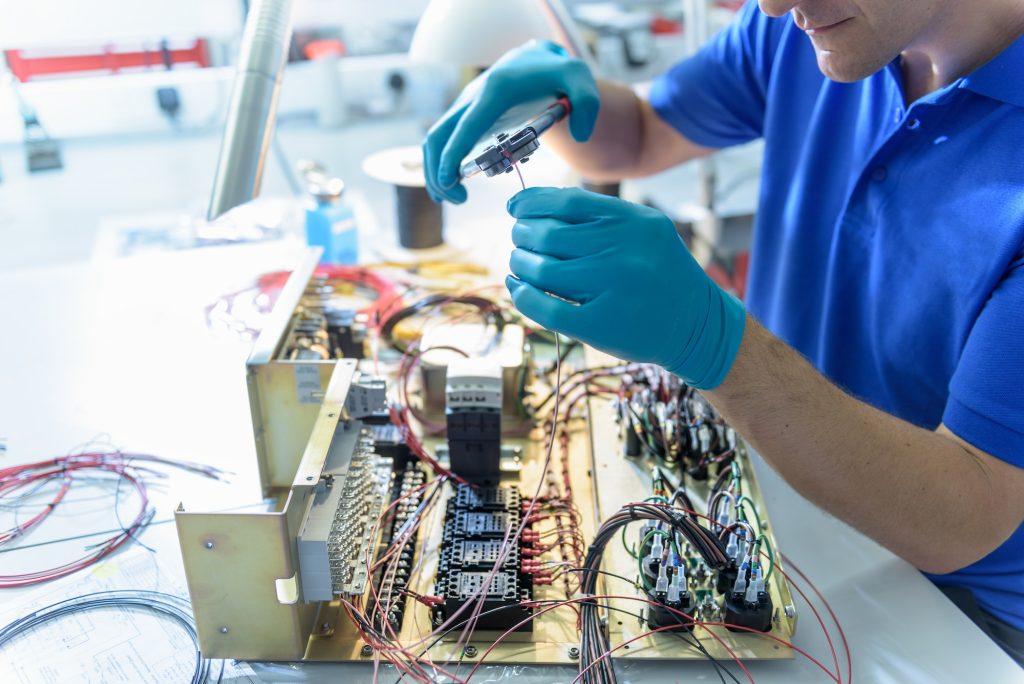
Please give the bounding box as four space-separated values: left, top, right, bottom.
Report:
423 40 599 204
506 187 746 390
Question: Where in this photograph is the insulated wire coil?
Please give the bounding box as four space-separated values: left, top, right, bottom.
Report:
0 590 219 684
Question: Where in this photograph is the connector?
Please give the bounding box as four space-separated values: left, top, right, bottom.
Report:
667 567 686 604
650 535 664 561
655 563 669 594
744 580 759 606
698 424 712 452
732 573 748 597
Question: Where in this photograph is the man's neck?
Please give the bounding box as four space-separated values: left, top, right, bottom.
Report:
900 0 1024 104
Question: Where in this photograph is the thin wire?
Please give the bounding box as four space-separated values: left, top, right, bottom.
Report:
0 590 217 684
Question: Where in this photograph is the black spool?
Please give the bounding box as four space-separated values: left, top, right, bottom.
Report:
395 184 443 249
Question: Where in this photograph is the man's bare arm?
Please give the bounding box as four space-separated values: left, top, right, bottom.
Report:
544 80 714 182
706 316 1024 574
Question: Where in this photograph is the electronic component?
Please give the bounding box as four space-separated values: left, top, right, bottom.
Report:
296 424 393 601
368 463 427 632
419 323 528 418
445 358 503 483
178 266 801 668
432 484 533 632
368 423 415 465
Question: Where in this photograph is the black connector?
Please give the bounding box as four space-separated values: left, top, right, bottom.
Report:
715 561 739 595
723 590 774 633
646 590 697 632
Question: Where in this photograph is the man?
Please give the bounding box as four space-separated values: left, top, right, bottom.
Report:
422 0 1024 665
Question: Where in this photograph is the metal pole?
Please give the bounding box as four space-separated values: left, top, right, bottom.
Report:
207 0 294 221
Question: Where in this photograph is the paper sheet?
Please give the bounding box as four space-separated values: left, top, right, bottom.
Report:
0 550 260 683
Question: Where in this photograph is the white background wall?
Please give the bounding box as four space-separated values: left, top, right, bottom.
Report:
0 0 439 142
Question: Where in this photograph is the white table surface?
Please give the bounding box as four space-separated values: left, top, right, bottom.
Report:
1 124 1021 683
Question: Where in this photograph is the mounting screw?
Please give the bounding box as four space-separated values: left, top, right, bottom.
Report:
784 604 797 618
320 622 331 634
463 645 478 658
219 626 229 634
568 646 580 659
360 644 373 657
204 540 215 550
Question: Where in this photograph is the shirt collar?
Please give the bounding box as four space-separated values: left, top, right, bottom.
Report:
959 33 1024 109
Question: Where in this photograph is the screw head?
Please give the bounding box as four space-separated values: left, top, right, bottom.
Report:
204 540 215 550
784 604 797 618
360 644 373 657
568 646 580 659
463 645 478 658
219 626 229 634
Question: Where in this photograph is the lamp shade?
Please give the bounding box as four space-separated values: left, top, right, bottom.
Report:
409 0 566 67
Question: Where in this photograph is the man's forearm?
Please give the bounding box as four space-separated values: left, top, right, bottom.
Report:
705 315 1022 574
546 80 712 181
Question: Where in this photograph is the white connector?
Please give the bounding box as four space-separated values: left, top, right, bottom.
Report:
745 579 760 605
650 536 664 561
655 562 669 594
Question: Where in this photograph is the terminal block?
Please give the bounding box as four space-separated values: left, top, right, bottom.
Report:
432 484 533 632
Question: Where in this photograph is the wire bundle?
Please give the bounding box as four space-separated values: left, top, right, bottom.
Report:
0 452 226 587
0 590 215 684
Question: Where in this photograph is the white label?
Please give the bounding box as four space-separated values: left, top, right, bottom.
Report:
295 364 323 405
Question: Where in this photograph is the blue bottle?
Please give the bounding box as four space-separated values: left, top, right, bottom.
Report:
304 172 358 265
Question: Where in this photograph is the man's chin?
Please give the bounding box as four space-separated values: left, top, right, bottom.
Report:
815 51 883 83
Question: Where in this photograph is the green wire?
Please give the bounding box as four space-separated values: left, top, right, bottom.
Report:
643 495 670 505
738 495 764 535
759 534 775 580
621 524 638 559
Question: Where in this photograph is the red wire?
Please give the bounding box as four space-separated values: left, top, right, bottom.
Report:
782 553 852 684
256 265 402 325
0 452 225 588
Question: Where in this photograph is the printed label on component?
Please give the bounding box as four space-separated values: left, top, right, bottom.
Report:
295 364 323 404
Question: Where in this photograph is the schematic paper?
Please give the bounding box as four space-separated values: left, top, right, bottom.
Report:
0 550 260 683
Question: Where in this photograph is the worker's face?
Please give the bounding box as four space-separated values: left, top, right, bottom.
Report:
758 0 943 81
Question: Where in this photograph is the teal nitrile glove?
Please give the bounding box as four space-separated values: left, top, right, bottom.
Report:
506 187 746 390
422 40 599 204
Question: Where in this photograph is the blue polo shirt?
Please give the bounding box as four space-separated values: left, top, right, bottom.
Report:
650 1 1024 629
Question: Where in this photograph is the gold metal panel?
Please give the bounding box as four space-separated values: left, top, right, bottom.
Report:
248 360 336 494
174 507 315 660
246 248 333 496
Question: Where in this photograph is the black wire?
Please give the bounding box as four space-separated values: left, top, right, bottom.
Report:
533 364 631 413
0 590 216 684
379 294 507 354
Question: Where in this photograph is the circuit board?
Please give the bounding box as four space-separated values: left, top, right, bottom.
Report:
298 358 797 665
177 259 799 675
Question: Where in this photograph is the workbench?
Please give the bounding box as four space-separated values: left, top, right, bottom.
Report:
0 121 1020 682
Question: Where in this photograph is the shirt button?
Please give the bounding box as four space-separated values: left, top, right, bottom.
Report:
871 166 888 182
907 118 921 130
